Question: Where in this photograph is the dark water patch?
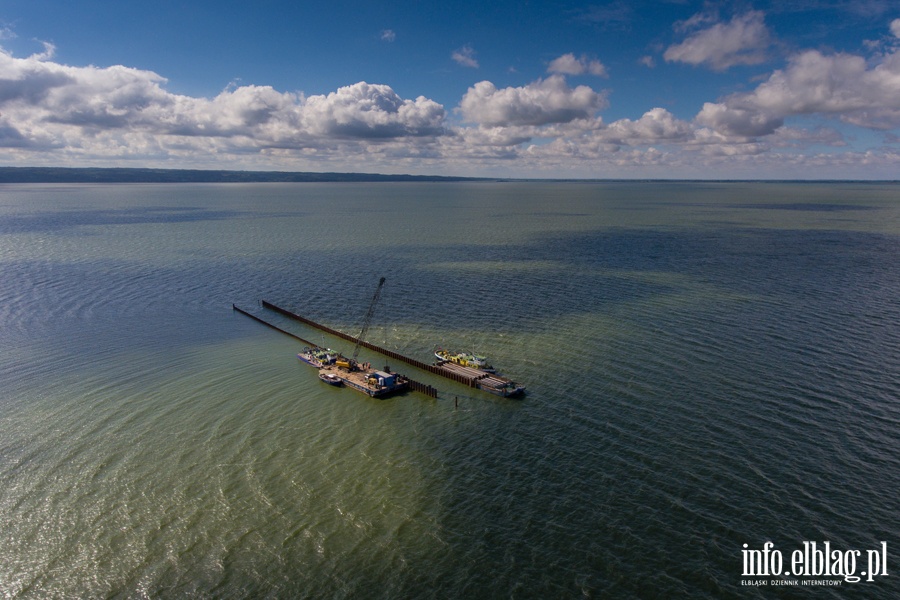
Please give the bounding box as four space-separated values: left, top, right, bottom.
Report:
0 206 248 234
532 211 591 217
733 203 880 211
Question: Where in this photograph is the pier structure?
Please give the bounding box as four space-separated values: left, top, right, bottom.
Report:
233 304 438 398
260 300 525 397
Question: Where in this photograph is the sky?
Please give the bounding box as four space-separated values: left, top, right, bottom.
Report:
2 0 900 179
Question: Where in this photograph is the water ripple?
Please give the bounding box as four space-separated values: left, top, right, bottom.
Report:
1 182 898 598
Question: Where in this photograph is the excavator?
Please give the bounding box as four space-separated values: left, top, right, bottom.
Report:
335 277 386 372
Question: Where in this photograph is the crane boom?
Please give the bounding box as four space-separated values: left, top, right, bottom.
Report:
351 277 386 361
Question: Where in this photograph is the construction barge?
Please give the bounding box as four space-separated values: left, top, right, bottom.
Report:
316 363 409 397
433 354 526 397
297 346 409 397
232 304 435 398
234 277 525 399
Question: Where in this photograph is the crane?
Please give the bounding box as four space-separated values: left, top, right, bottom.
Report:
336 277 386 371
352 276 386 361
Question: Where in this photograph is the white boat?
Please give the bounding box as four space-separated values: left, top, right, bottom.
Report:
318 372 343 386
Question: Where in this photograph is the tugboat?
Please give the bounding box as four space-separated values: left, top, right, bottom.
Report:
434 348 495 372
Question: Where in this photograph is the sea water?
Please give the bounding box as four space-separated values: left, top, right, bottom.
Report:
1 182 898 598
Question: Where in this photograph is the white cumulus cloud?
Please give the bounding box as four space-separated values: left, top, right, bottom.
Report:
547 53 608 77
664 11 771 71
300 82 445 138
459 75 607 127
2 33 900 178
694 102 783 138
0 47 447 159
695 46 900 136
599 108 694 145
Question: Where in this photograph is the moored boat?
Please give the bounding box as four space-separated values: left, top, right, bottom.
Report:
298 346 338 368
315 366 409 397
434 348 494 372
433 348 525 398
318 372 343 386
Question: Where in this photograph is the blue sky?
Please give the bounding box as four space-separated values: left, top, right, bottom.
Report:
2 1 900 178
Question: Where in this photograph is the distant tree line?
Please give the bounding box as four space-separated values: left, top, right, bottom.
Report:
0 167 485 183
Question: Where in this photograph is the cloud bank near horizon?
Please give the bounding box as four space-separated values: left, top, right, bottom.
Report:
2 13 900 178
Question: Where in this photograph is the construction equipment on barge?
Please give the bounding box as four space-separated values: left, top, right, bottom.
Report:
434 348 495 372
312 277 408 397
432 355 525 397
232 303 432 398
244 292 527 399
315 364 408 397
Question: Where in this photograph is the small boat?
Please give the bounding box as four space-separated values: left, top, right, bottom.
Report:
318 372 343 386
317 367 408 397
434 348 495 372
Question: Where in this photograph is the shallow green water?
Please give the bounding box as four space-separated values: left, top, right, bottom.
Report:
1 182 898 597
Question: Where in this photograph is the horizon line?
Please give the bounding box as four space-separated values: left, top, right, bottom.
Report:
0 166 898 184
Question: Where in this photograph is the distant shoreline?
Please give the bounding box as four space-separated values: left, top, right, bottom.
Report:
0 167 486 184
0 167 896 184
